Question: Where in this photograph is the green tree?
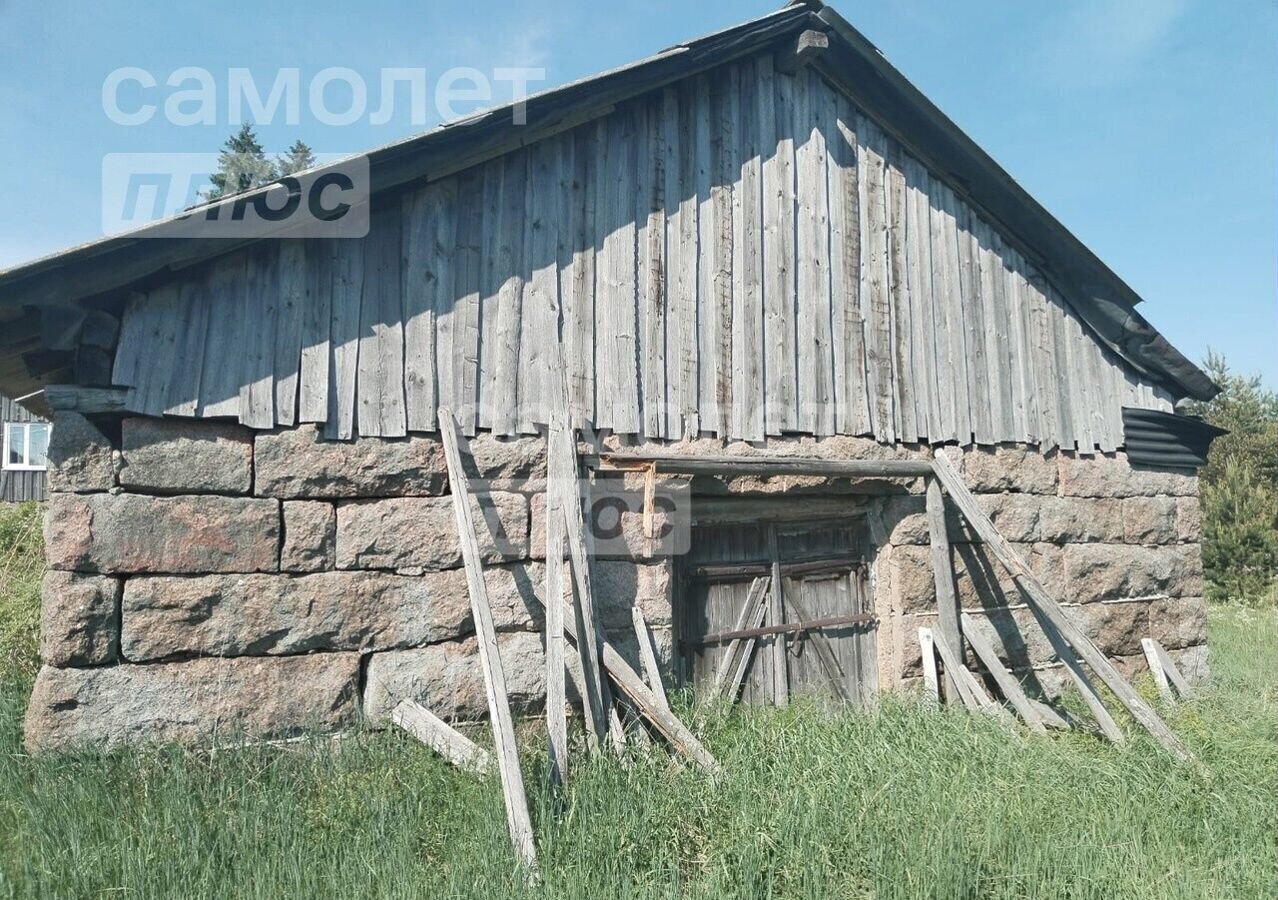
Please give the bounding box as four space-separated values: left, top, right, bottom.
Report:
275 140 316 177
1184 351 1278 604
203 124 277 200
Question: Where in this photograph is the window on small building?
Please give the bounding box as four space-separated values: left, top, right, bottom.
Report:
3 422 51 471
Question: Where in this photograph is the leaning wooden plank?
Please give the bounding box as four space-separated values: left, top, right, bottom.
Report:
918 627 940 703
1033 610 1123 743
534 588 721 772
1141 637 1174 702
932 450 1192 760
926 477 962 702
544 488 569 785
632 607 670 713
930 630 983 713
1028 698 1071 731
437 408 537 870
711 576 770 698
961 612 1048 734
1151 638 1194 699
392 699 492 776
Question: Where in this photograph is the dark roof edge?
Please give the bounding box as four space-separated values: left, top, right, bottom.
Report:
810 3 1217 401
0 1 1218 402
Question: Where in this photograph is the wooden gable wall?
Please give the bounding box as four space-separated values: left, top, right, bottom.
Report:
111 58 1174 451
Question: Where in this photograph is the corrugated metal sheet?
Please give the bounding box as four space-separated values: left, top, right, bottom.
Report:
1122 407 1226 471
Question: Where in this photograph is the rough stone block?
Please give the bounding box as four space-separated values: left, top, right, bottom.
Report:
336 493 527 570
1167 644 1210 685
119 418 253 494
1063 544 1183 602
1171 544 1205 597
120 563 546 661
44 493 280 575
45 411 116 493
1073 599 1150 658
255 425 545 499
1058 452 1198 498
530 490 686 560
23 653 360 751
363 632 546 724
281 501 336 573
1148 596 1207 650
956 446 1058 494
1038 498 1124 544
976 493 1041 543
1176 496 1201 543
40 571 120 667
593 560 674 628
1122 497 1178 545
890 545 936 614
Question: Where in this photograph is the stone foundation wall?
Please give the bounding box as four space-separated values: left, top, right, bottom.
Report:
26 416 1207 751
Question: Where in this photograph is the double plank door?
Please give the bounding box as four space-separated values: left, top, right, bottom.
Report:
680 519 878 706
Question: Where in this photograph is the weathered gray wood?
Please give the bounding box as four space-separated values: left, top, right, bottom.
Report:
787 585 851 702
638 96 669 440
1045 285 1077 450
693 73 722 435
858 115 894 442
522 139 560 434
1024 270 1058 449
932 450 1191 760
904 157 942 442
44 385 131 413
403 182 451 432
667 82 700 438
452 168 483 435
238 248 279 430
356 207 406 437
632 606 670 712
956 203 992 446
487 152 527 437
1146 637 1193 699
937 186 972 442
918 626 940 702
544 483 569 785
560 131 594 431
709 69 735 438
323 236 365 440
1033 604 1124 743
437 408 537 870
763 56 798 435
768 528 789 706
596 451 933 478
197 255 248 420
886 144 915 444
733 62 764 442
1141 637 1173 702
829 96 870 436
774 28 829 75
595 110 640 434
930 630 983 714
961 612 1048 733
298 240 332 424
985 230 1018 442
1029 698 1071 731
129 284 181 418
164 277 210 417
926 476 962 702
796 68 835 437
711 576 769 698
392 698 492 775
1004 247 1037 443
109 292 148 389
273 240 306 427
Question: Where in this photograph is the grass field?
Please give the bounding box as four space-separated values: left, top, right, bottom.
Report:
0 501 1274 899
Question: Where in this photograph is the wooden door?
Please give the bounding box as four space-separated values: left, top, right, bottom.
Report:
680 519 877 706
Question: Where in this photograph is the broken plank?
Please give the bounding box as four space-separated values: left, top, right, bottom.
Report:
632 606 670 712
544 486 569 785
392 699 492 776
918 627 940 703
961 612 1048 733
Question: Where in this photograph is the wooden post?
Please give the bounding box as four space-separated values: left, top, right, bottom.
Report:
768 528 789 706
1033 607 1124 743
925 476 962 702
960 613 1047 734
1143 637 1192 700
918 627 940 703
543 487 569 785
932 450 1191 761
392 699 492 775
437 408 537 870
930 631 983 713
632 607 670 712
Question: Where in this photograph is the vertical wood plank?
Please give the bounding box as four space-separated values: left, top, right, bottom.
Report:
273 240 306 426
938 186 972 443
829 97 871 436
452 169 483 436
323 235 365 440
984 231 1019 441
595 109 640 434
694 74 721 435
973 218 1007 442
709 69 736 439
239 247 279 430
404 182 452 432
796 68 835 437
638 97 669 439
904 157 942 443
858 115 895 442
164 277 210 417
734 63 764 441
523 138 560 433
198 254 248 420
486 152 527 437
298 240 331 424
437 409 538 871
667 83 700 438
764 57 799 435
134 283 182 418
1004 246 1037 444
956 203 992 446
1023 268 1058 449
885 142 916 443
356 206 407 438
562 130 596 431
1045 283 1078 451
918 626 940 702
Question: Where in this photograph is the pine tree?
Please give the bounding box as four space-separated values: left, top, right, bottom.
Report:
275 140 317 177
203 124 277 200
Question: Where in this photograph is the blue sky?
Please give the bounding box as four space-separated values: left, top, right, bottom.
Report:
1 0 1273 385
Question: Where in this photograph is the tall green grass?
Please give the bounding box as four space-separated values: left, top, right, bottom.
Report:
0 503 1273 899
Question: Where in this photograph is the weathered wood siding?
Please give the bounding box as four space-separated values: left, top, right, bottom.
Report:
112 62 1173 451
1 394 48 503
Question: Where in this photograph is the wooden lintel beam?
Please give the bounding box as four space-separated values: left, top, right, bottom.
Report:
593 452 933 479
43 385 132 413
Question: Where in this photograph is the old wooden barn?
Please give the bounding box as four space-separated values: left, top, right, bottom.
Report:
2 1 1221 752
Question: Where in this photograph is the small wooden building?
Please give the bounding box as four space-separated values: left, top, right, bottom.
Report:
1 393 49 503
3 2 1220 750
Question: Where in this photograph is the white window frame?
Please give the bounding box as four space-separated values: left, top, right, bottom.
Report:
2 421 51 472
